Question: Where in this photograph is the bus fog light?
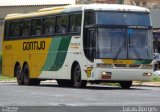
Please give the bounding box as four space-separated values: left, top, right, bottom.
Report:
143 73 152 76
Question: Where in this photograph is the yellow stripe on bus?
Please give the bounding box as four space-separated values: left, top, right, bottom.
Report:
102 59 135 64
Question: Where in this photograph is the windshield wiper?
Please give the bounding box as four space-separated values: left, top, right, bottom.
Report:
113 41 125 59
128 34 142 60
113 33 126 59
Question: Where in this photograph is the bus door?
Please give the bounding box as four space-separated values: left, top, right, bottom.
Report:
86 28 96 62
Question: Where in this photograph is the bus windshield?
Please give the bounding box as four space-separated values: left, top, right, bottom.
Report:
96 28 127 59
96 28 153 60
84 11 153 60
96 12 151 26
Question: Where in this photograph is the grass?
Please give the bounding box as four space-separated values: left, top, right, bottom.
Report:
152 76 160 82
0 75 16 81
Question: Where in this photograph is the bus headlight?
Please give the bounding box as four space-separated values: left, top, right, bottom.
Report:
102 72 112 75
101 72 112 79
143 72 152 76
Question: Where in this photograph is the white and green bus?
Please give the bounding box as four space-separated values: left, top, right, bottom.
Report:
3 4 153 88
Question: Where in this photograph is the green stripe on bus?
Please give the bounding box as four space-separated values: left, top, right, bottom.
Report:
134 60 152 64
50 37 71 71
42 36 71 71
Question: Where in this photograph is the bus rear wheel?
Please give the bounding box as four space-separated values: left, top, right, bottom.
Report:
23 64 40 86
120 81 132 89
73 64 87 88
15 64 24 85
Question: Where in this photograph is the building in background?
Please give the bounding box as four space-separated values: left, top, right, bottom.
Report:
125 1 160 53
76 0 123 4
151 8 160 53
0 0 75 50
124 0 160 8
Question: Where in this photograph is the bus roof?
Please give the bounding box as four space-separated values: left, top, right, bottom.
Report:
83 4 149 12
5 4 149 21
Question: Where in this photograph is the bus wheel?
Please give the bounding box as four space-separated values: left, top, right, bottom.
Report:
120 81 132 89
15 64 24 85
23 65 40 86
73 64 87 88
23 64 30 85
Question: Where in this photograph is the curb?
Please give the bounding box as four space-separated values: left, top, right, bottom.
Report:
0 80 57 83
133 82 160 87
133 85 160 87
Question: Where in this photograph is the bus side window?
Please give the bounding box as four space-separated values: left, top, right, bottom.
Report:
56 15 69 34
31 19 42 36
84 11 95 26
4 22 9 39
88 30 95 62
69 13 82 33
44 17 55 35
9 21 20 38
21 20 31 37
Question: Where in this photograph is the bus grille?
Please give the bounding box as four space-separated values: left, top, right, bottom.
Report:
114 64 140 68
129 64 141 68
114 64 126 67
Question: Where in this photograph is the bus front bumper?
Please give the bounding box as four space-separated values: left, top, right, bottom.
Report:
92 68 153 81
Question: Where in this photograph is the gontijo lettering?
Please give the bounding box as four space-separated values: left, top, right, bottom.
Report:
23 41 45 50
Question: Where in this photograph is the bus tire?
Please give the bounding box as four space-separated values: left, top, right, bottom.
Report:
23 64 40 86
73 64 87 88
23 64 30 85
120 81 132 89
15 64 24 85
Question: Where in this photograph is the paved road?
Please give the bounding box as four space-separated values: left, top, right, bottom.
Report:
0 82 160 106
0 82 160 112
